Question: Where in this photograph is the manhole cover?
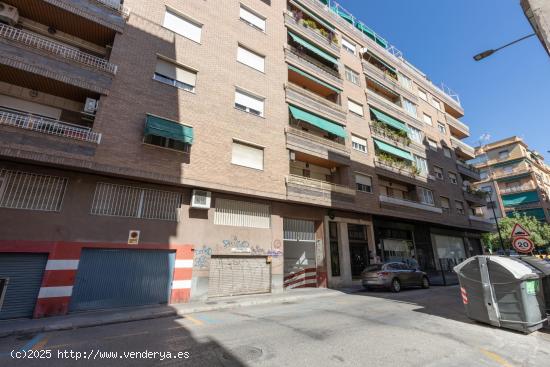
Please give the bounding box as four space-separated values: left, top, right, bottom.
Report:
222 346 263 362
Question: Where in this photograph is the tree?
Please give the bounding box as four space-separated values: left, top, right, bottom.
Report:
482 213 550 253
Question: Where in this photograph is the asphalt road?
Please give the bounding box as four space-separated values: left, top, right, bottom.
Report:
0 286 549 367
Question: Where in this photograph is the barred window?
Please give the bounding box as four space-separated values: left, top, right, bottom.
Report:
91 182 182 221
0 169 67 212
214 198 270 228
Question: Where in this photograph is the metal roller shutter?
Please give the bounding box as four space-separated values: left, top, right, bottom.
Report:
70 249 175 312
208 256 271 297
0 253 48 319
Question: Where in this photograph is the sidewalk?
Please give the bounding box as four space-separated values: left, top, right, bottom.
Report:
0 287 357 338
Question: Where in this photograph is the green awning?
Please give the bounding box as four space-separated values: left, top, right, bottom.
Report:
375 36 388 49
332 6 354 25
289 105 346 138
373 139 413 161
507 208 546 221
370 107 408 132
292 1 335 31
288 65 342 93
365 50 396 73
356 22 375 40
288 31 338 65
145 114 193 144
501 191 540 207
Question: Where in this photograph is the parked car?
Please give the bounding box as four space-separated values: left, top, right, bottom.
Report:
361 262 429 292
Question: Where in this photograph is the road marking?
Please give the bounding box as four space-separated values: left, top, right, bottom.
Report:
32 335 50 350
480 348 515 367
104 331 149 340
184 315 204 326
21 334 44 352
194 314 222 324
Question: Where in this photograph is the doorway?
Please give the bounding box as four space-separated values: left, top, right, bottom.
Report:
348 224 369 278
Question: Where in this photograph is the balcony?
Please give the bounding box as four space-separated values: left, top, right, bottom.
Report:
450 136 475 160
285 83 346 124
490 167 532 181
0 24 117 75
499 184 538 195
462 187 487 207
286 174 356 206
469 215 494 225
286 126 350 163
373 156 428 183
95 0 130 17
370 122 410 150
379 194 443 213
0 108 101 144
285 47 343 88
284 12 339 54
456 160 481 181
445 113 470 138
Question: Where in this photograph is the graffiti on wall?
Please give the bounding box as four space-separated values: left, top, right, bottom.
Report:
268 239 283 257
194 245 212 269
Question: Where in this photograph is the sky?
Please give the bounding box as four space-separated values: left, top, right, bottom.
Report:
336 0 550 159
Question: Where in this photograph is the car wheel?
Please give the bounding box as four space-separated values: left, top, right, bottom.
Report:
421 276 430 289
390 278 401 293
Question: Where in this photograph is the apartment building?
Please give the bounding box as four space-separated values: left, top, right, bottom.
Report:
521 0 550 56
0 0 492 319
471 136 550 223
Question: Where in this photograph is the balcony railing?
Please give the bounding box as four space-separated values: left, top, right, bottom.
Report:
462 187 487 206
0 24 118 74
469 215 494 224
0 108 101 144
450 136 475 158
285 47 342 85
445 113 469 136
285 83 346 123
284 12 339 53
94 0 130 17
286 174 356 196
490 167 532 181
456 160 480 180
370 123 410 148
286 126 350 155
499 184 537 194
379 194 443 213
373 156 428 182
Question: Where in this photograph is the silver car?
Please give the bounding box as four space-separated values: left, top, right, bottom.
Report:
361 262 430 292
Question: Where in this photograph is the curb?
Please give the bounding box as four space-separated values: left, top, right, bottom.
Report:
0 290 344 338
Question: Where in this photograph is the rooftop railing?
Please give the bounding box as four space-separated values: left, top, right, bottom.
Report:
0 24 118 74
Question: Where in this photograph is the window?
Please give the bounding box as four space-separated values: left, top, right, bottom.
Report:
408 126 423 144
418 89 428 101
419 187 434 205
455 201 465 215
355 174 373 193
402 98 417 117
399 74 412 91
441 197 451 213
347 99 364 116
237 45 265 72
235 89 265 116
154 58 197 92
144 134 190 153
231 140 264 170
91 182 182 221
480 170 489 180
499 150 510 159
430 97 441 110
428 138 438 151
214 198 270 228
434 166 444 180
502 165 513 174
448 172 458 184
414 155 428 175
341 38 356 55
0 169 67 212
423 113 432 125
239 5 266 32
437 122 446 134
352 135 367 153
163 9 202 43
345 66 360 85
443 147 452 158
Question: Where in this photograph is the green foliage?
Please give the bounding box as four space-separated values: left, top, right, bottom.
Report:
372 120 410 146
482 213 550 252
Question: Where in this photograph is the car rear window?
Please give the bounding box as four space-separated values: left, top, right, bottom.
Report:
363 265 383 272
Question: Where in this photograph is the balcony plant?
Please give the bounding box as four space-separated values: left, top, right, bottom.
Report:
372 120 411 146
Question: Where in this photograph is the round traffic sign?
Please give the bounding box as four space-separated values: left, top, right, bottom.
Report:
512 236 534 254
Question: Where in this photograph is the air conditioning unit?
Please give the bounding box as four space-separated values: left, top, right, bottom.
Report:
0 2 19 25
83 98 98 114
191 189 211 209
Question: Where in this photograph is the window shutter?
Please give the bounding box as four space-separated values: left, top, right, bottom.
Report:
237 46 265 72
232 141 264 170
235 90 264 115
156 59 197 86
341 38 356 53
347 99 364 116
239 6 266 31
356 174 372 186
163 10 202 43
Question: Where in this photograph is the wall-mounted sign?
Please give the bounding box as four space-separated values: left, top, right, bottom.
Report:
128 230 140 245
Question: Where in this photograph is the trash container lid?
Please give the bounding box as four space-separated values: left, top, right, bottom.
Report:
520 256 550 276
454 255 539 280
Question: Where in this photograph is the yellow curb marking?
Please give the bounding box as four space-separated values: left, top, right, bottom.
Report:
480 348 515 367
184 315 204 326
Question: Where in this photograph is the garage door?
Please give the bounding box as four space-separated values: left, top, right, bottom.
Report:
208 256 271 297
70 249 175 312
0 253 48 319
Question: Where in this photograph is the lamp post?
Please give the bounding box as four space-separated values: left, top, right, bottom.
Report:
485 190 506 255
473 33 536 61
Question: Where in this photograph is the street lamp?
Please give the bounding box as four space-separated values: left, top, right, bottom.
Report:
473 33 536 61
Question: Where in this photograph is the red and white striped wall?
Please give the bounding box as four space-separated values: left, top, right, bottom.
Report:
284 268 317 289
170 247 194 303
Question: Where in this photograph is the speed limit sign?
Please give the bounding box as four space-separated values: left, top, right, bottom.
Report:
512 237 534 254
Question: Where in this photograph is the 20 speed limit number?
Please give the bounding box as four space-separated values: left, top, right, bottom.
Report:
512 237 534 253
